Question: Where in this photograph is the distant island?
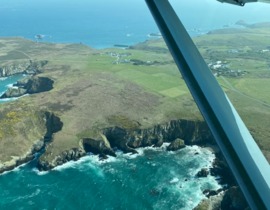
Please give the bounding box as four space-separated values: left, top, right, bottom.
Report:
113 44 129 48
148 32 162 37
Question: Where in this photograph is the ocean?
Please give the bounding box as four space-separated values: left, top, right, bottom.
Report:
0 145 220 210
1 0 269 49
1 0 270 209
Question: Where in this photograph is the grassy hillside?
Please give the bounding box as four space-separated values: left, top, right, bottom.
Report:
194 24 270 160
1 22 270 167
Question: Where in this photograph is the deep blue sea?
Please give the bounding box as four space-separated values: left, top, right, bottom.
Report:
1 0 270 209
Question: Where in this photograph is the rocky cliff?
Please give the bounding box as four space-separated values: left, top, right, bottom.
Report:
103 119 214 153
0 60 48 77
37 119 214 170
36 117 245 209
0 76 54 98
0 111 62 174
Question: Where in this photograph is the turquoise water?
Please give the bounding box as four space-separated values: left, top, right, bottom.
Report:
0 145 220 210
0 74 25 104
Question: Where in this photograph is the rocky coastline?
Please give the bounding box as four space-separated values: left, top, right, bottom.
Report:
0 58 247 209
0 76 54 99
35 117 246 209
0 60 48 77
0 112 62 174
37 119 214 170
0 60 52 99
0 107 247 209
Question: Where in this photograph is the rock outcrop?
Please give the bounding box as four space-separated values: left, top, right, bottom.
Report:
37 119 214 171
196 168 209 178
221 186 249 210
82 138 116 157
0 60 48 77
103 119 214 153
37 148 86 171
166 138 185 151
0 76 54 98
193 193 224 210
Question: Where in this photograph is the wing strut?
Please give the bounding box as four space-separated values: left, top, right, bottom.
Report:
145 0 270 209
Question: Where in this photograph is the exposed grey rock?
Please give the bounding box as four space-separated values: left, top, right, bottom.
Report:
104 119 214 153
32 140 45 153
0 60 48 77
82 138 116 157
0 76 54 99
194 192 224 210
167 138 185 151
1 87 27 98
37 148 86 171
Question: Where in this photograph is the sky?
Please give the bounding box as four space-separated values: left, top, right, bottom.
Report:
170 0 270 28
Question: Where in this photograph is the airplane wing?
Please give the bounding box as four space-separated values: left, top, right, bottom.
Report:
217 0 270 6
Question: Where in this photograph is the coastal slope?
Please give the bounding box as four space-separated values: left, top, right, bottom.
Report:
1 22 270 173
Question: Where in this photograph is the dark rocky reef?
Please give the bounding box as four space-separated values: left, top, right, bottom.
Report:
0 60 48 77
196 168 209 178
0 76 54 98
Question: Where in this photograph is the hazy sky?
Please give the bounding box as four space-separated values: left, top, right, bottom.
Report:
169 0 270 29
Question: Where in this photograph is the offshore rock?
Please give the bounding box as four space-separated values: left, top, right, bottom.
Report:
0 76 54 98
196 168 209 178
166 138 185 151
